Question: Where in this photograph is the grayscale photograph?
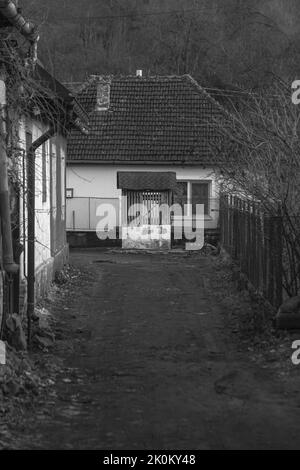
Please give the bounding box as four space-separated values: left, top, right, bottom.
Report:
0 0 299 455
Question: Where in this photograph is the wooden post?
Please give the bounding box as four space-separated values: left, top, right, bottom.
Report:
263 215 269 300
274 215 283 309
252 203 257 288
247 200 252 284
267 217 275 306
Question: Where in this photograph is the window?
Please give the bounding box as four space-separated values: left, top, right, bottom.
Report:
42 142 47 203
175 180 210 216
191 182 209 215
174 181 187 207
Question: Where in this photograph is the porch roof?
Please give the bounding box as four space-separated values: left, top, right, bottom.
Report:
117 171 177 191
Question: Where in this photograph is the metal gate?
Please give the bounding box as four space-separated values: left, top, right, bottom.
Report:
124 190 171 226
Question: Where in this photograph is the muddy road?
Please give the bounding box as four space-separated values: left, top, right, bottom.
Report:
6 249 300 450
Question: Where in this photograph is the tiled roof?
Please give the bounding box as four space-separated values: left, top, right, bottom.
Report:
34 64 89 132
67 74 223 164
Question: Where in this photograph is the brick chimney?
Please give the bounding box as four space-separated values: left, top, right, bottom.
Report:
96 78 111 111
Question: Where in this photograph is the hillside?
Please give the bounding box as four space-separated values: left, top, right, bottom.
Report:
22 0 300 89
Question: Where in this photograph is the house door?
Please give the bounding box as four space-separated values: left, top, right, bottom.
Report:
125 190 171 226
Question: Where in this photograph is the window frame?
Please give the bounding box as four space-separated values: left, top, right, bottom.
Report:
175 180 211 217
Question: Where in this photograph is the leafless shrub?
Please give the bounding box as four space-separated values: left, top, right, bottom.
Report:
211 84 300 297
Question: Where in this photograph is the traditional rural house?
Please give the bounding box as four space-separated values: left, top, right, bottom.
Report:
0 1 88 339
66 73 223 249
16 64 87 311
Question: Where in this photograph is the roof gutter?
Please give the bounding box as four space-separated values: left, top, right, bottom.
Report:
0 0 39 43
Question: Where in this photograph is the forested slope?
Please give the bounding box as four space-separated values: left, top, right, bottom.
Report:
23 0 300 89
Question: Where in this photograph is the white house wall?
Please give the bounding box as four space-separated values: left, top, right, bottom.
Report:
66 164 220 231
17 118 68 303
18 118 51 274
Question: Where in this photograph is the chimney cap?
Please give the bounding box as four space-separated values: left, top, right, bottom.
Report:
136 70 143 77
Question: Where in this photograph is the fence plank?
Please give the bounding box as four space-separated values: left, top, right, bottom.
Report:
220 194 283 309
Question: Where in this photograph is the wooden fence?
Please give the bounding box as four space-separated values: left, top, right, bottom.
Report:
219 194 283 309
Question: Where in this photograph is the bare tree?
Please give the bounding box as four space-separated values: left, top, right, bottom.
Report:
211 84 300 296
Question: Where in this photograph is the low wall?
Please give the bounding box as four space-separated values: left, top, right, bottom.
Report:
67 230 121 248
67 228 220 249
122 225 171 250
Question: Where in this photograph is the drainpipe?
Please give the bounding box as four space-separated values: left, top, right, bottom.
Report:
0 77 18 274
0 0 39 43
27 125 56 344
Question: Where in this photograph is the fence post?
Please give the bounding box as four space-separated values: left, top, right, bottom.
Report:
262 214 268 300
267 217 276 306
257 208 263 293
252 203 258 289
247 200 252 284
273 215 283 309
233 196 237 259
220 194 224 246
229 195 232 255
225 194 229 250
241 199 246 272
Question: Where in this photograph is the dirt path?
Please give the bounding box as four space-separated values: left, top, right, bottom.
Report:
6 249 300 449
